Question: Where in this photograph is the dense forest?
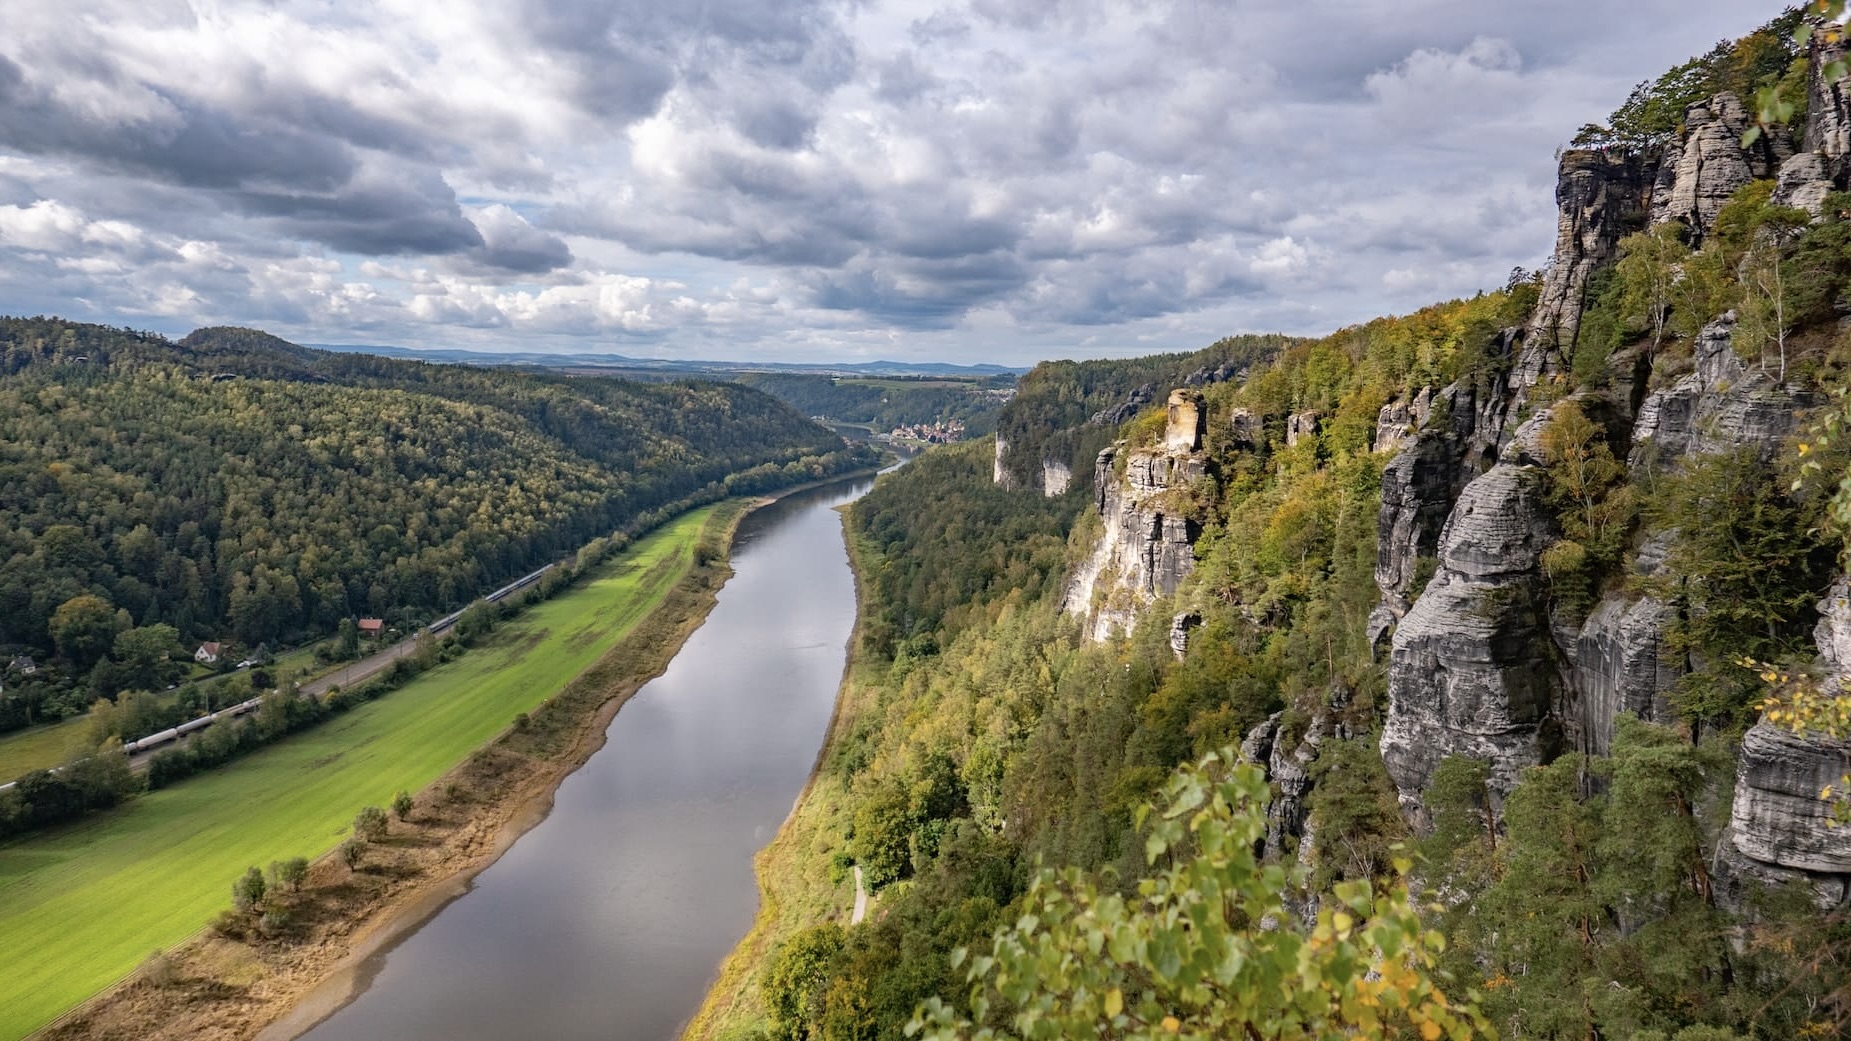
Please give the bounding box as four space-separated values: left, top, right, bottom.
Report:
724 373 1012 437
0 318 877 727
728 12 1851 1041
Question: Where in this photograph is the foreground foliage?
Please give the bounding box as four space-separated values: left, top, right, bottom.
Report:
909 752 1485 1041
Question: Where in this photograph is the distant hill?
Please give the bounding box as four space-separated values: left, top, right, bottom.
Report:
0 317 876 726
306 342 1027 378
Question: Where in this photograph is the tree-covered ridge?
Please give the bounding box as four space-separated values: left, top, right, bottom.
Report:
0 317 870 722
1574 9 1805 150
991 333 1300 490
724 372 1011 437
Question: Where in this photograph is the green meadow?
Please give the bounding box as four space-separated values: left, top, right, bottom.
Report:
0 505 717 1041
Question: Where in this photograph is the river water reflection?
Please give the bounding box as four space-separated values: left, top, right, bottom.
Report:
295 475 872 1041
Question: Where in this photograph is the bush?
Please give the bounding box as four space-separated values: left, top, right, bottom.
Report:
353 805 389 841
392 790 414 821
138 950 177 988
339 837 367 870
231 865 266 913
269 856 309 894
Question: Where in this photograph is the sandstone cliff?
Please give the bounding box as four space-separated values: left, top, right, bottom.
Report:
1369 72 1850 896
1063 390 1206 642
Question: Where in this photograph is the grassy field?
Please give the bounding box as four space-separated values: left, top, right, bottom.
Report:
0 506 718 1041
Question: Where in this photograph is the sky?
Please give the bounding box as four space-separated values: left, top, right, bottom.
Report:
0 0 1774 366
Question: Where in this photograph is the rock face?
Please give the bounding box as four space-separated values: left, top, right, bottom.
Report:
1089 383 1156 429
1229 408 1262 449
1722 577 1851 906
1630 312 1814 467
1525 149 1658 362
1063 434 1205 642
1373 387 1433 455
1806 26 1851 176
1169 611 1200 660
993 437 1013 489
1380 459 1564 811
1651 93 1789 235
1041 459 1072 496
1285 411 1319 447
1165 390 1204 452
1567 595 1682 755
1372 380 1502 634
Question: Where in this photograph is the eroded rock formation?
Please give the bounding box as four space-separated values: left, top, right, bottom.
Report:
1721 579 1851 906
1064 391 1207 642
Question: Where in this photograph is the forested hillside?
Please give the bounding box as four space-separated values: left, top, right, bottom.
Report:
724 373 1011 437
711 11 1851 1041
0 318 875 726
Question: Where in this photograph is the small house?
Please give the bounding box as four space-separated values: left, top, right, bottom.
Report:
7 655 36 675
195 642 222 664
358 618 385 638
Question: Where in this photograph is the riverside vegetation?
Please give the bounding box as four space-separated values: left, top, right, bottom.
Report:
697 10 1851 1041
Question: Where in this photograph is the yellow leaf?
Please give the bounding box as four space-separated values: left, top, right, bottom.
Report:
1104 988 1123 1019
1420 1020 1442 1040
1162 1016 1182 1033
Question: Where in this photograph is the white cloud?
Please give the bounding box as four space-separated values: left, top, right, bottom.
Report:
0 0 1774 363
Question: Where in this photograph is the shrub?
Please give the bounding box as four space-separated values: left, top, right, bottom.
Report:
353 805 389 841
231 865 266 913
392 790 414 821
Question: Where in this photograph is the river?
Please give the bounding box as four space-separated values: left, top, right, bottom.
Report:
291 474 874 1041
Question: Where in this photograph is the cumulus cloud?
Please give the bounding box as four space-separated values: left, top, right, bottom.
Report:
0 0 1769 363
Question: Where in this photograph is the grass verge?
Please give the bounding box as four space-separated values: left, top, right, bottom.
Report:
0 506 720 1041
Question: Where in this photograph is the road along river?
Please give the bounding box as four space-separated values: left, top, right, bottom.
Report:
285 474 874 1041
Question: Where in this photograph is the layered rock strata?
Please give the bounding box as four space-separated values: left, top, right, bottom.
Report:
1720 579 1851 907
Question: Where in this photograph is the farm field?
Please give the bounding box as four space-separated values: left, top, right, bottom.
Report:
0 506 717 1041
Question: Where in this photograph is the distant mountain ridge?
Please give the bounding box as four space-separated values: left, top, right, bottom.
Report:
306 342 1027 377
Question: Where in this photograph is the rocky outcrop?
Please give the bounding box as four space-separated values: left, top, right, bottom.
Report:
1728 723 1851 874
1524 149 1658 365
1064 405 1207 641
1372 379 1503 638
1165 389 1204 451
993 437 1013 489
1041 459 1071 496
1373 387 1433 455
1089 383 1156 428
1229 408 1262 449
1651 93 1790 235
1285 411 1320 447
1567 594 1682 755
1380 452 1564 813
1169 611 1200 660
1772 150 1836 216
1806 25 1851 174
1629 312 1814 467
1721 578 1851 906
